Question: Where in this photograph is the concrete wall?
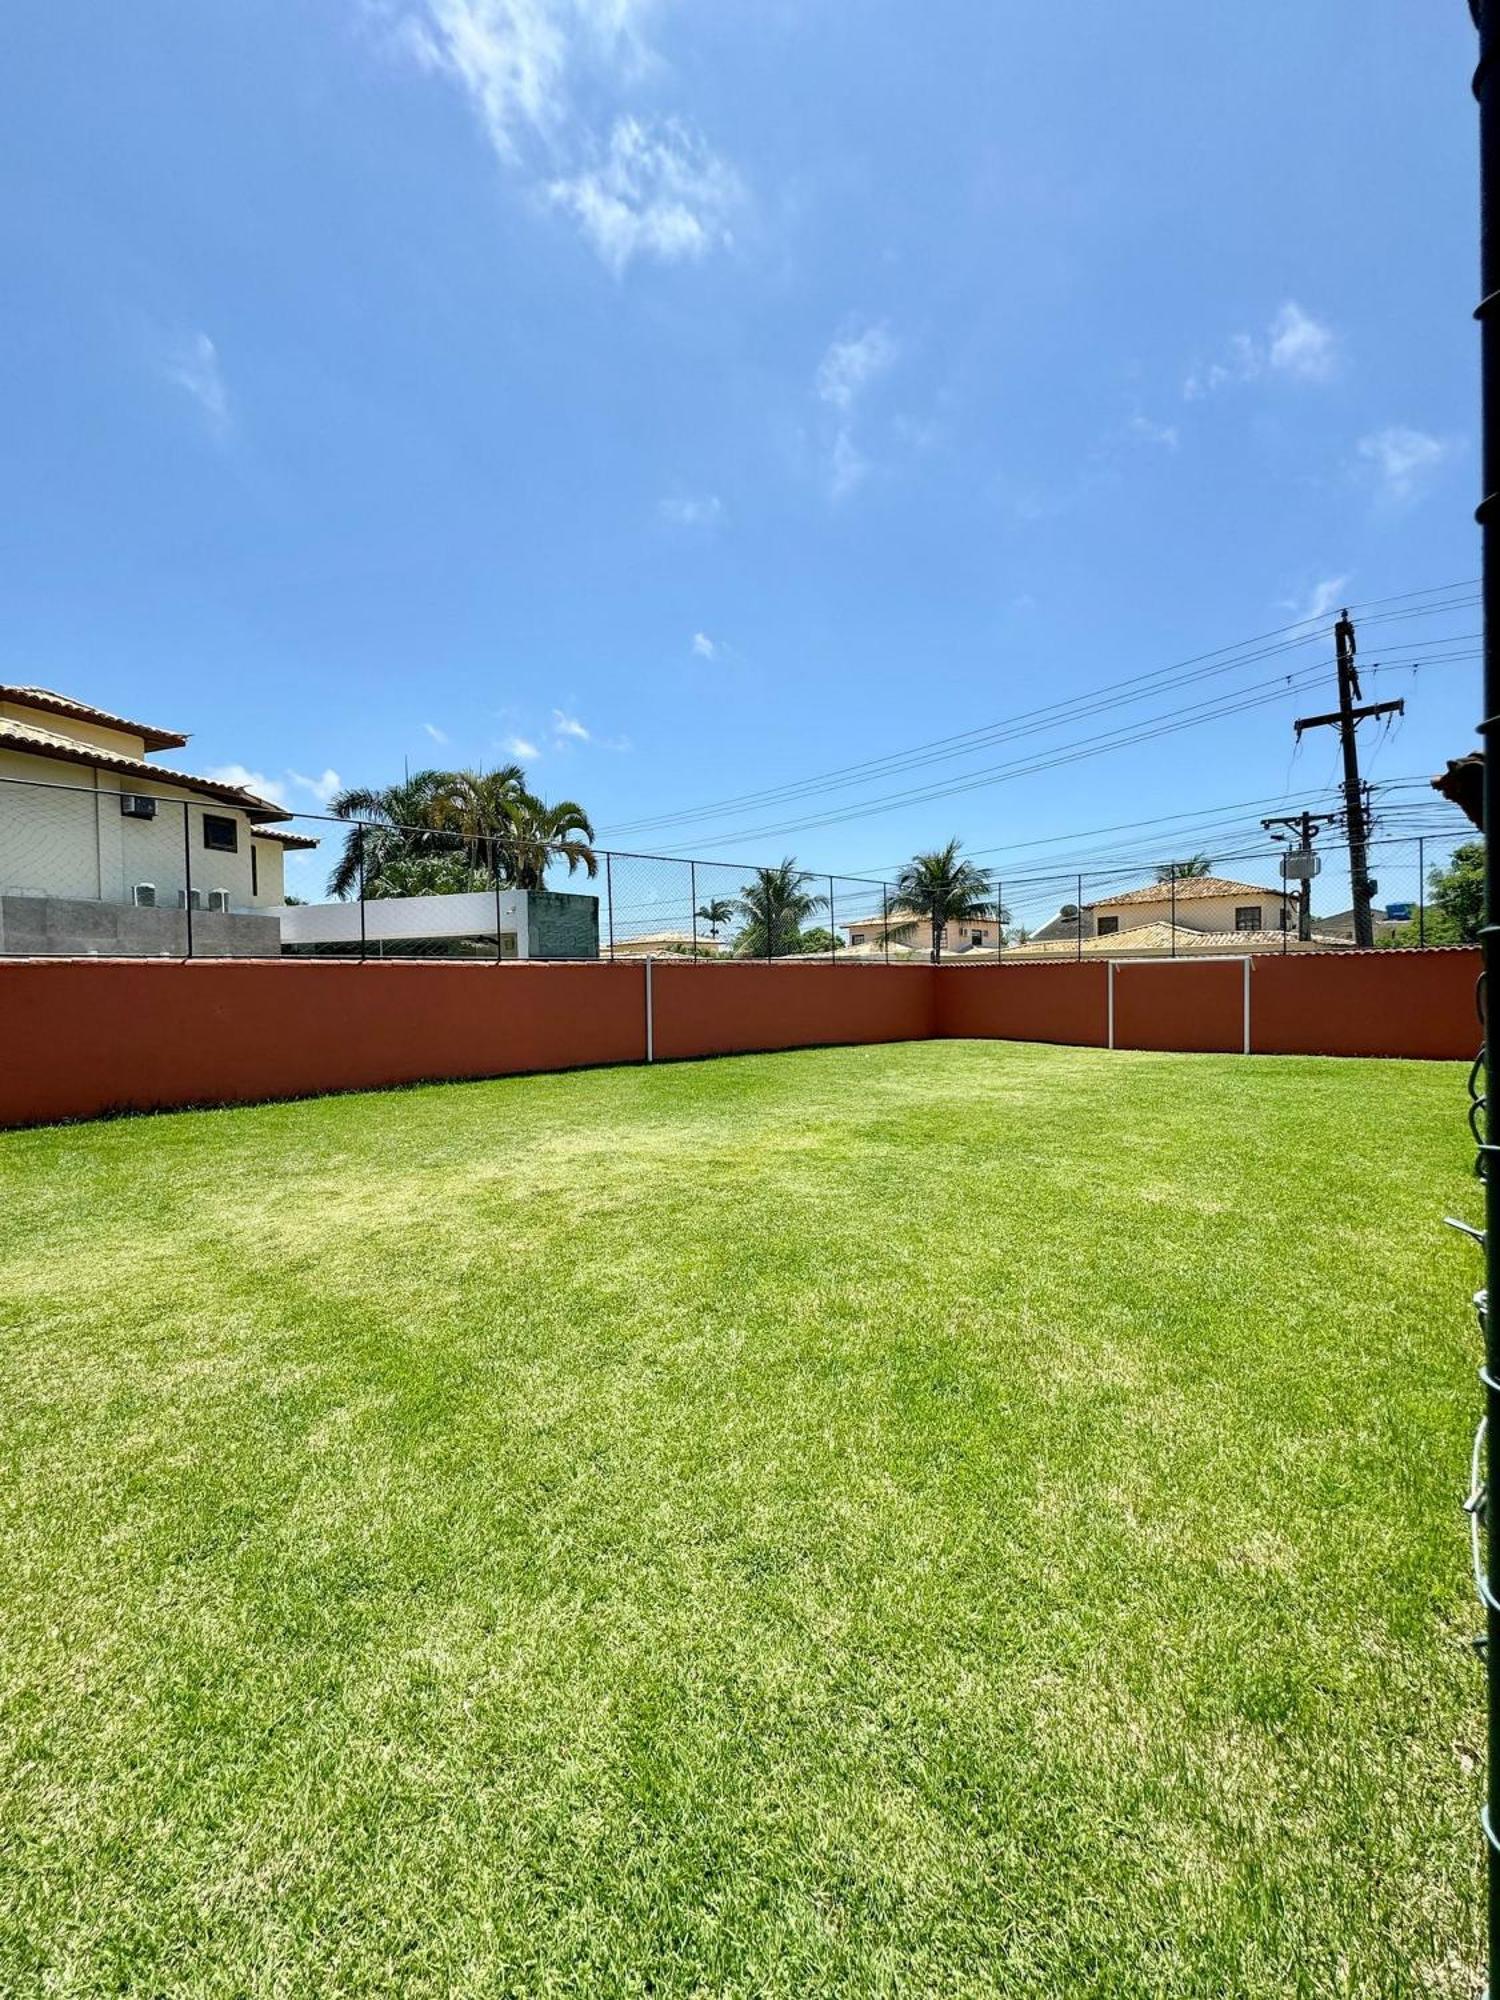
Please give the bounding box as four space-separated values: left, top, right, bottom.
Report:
0 896 279 960
0 948 1477 1130
528 890 600 960
935 950 1479 1061
0 960 929 1126
937 959 1110 1047
650 960 933 1062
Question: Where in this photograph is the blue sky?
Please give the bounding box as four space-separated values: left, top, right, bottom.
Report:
0 1 1483 911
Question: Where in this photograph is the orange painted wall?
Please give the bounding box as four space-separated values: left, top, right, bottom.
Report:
650 961 934 1062
1250 947 1479 1060
935 961 1109 1047
0 948 1477 1130
0 959 649 1128
1112 959 1245 1054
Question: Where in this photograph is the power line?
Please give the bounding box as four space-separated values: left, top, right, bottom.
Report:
652 654 1475 854
599 583 1478 841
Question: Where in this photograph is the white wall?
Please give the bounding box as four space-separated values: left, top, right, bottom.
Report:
277 890 531 955
0 754 266 911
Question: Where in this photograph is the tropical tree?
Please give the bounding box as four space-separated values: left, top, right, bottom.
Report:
893 839 998 963
1379 840 1484 947
1154 854 1213 882
502 794 598 892
733 859 827 958
695 897 735 941
365 853 494 900
326 770 451 899
429 765 529 878
794 926 843 956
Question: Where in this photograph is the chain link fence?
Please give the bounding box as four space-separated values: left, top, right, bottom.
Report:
0 771 1477 962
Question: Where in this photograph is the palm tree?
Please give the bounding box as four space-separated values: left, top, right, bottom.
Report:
326 770 450 899
429 765 529 880
502 795 598 892
893 839 999 962
733 860 827 958
1154 854 1213 882
695 897 735 942
365 853 493 900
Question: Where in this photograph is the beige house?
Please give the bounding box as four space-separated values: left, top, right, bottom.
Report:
0 685 316 955
996 874 1346 961
1089 875 1297 938
844 906 1001 954
610 930 729 958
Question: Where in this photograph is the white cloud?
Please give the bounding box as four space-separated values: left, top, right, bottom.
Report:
422 721 449 744
828 426 869 501
549 116 738 275
817 322 898 412
551 709 590 740
815 321 898 501
659 493 725 530
164 331 231 436
390 1 739 272
504 733 541 760
1124 413 1179 450
1268 301 1337 382
691 632 717 660
289 767 343 807
1184 302 1336 400
1288 574 1350 625
1358 426 1455 502
205 764 289 807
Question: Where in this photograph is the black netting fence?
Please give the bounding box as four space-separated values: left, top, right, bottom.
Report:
0 771 1477 963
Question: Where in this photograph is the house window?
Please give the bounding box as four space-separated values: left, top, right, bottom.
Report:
203 814 238 853
1097 915 1119 936
1235 906 1262 931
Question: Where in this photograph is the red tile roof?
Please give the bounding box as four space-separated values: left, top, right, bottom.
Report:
0 685 188 752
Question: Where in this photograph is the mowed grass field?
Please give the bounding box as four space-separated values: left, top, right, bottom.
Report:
0 1040 1484 1996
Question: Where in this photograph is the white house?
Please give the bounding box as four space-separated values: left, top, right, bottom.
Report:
0 684 316 955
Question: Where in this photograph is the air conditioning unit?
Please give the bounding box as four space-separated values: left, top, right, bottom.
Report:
207 890 231 914
120 793 157 821
131 883 157 909
177 889 203 912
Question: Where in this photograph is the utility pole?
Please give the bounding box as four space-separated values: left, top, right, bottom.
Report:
1292 610 1405 947
1261 808 1338 942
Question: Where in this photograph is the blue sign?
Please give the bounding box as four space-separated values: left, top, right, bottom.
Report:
1384 903 1413 922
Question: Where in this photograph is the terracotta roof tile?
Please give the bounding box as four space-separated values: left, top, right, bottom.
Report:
0 715 290 820
1089 875 1286 908
0 685 188 751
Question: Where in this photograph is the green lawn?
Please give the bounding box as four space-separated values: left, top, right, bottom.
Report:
0 1041 1484 1996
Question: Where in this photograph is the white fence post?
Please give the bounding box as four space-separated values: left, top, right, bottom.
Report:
1107 959 1115 1051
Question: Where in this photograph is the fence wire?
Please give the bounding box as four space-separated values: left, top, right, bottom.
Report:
0 770 1475 962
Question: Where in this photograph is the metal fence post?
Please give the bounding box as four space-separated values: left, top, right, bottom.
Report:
996 880 1003 962
1076 873 1083 963
882 883 891 965
828 876 836 964
1418 836 1426 948
690 859 698 962
502 840 516 964
1281 842 1288 954
1170 862 1177 959
605 851 615 962
181 801 195 959
358 825 368 963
